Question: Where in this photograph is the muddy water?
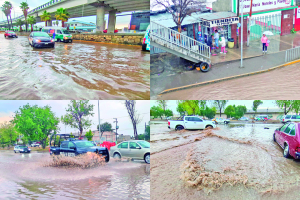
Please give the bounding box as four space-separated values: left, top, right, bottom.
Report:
0 35 150 100
0 152 150 199
151 122 300 200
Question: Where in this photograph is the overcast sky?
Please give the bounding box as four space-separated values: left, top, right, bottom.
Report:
0 100 150 136
0 0 136 28
150 100 278 115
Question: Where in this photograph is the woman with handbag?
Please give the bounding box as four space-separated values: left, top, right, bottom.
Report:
261 34 268 54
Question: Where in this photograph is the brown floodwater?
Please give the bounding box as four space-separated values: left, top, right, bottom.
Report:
151 122 300 200
0 152 150 199
0 35 150 100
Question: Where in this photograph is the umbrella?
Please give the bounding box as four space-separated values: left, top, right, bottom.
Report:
263 31 274 36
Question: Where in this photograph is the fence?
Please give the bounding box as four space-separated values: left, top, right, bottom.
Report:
285 46 300 63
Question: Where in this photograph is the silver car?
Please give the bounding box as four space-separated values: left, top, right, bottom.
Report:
110 140 150 164
281 115 300 123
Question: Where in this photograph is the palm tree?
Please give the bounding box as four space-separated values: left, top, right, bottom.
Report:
27 16 36 32
16 19 24 32
40 10 51 27
55 8 70 27
1 1 12 30
20 2 29 32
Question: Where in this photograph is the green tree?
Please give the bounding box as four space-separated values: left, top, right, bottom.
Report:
275 100 300 115
20 2 29 32
164 109 173 117
203 107 217 119
61 100 94 138
157 100 167 111
176 101 186 116
252 100 263 117
145 125 150 141
214 100 228 117
0 122 18 146
27 15 36 32
16 19 24 31
40 10 51 27
138 134 145 140
150 106 164 119
183 100 200 115
233 105 247 119
224 105 235 118
13 104 59 149
97 122 113 132
55 8 70 27
2 1 13 30
85 130 94 141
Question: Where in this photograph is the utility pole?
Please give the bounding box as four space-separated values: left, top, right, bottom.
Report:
98 100 101 144
247 0 253 47
113 118 118 142
237 0 240 48
240 0 244 68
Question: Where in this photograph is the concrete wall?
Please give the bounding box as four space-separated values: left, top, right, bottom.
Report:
212 0 232 12
72 33 144 45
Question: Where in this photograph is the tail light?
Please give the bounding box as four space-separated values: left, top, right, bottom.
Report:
283 119 284 121
143 38 146 44
168 121 170 126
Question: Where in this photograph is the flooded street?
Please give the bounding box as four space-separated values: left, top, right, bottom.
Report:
151 122 300 200
0 152 150 199
0 35 150 100
157 63 300 100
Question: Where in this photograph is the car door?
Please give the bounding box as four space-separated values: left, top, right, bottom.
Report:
128 142 144 159
286 125 297 157
184 117 194 129
66 142 76 157
278 123 290 147
118 142 129 157
193 117 205 129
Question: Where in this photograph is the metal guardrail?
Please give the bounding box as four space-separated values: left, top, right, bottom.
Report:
285 46 300 63
150 21 210 62
150 46 165 54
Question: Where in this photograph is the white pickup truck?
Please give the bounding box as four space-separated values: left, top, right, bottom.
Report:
168 116 216 131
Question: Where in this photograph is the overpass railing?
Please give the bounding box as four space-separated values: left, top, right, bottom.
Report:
150 21 210 61
285 46 300 63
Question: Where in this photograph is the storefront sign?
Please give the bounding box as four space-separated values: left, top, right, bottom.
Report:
238 0 292 13
202 17 239 28
297 8 300 18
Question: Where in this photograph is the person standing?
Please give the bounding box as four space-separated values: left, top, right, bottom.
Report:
214 30 219 49
220 35 227 54
207 34 213 53
261 34 268 54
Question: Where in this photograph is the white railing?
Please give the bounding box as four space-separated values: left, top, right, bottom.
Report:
285 46 300 63
150 21 210 61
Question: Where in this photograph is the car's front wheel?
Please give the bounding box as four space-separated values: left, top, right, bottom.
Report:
144 153 150 164
206 125 213 129
283 144 290 158
14 150 16 153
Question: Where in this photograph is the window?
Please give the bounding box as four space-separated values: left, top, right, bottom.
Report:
130 142 138 149
292 115 297 119
284 124 293 134
193 117 203 122
75 24 77 26
57 30 62 34
285 115 291 119
280 124 289 132
68 142 75 149
61 142 68 148
290 126 296 136
296 116 300 119
119 142 128 149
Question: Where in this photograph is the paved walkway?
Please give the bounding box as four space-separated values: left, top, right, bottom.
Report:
150 33 300 98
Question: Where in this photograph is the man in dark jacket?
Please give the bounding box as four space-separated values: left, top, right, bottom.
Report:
207 34 213 53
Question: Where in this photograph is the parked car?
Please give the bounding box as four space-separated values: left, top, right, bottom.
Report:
4 31 18 38
281 115 300 123
239 117 249 121
110 140 150 164
212 117 230 124
28 32 55 48
31 142 40 147
273 122 300 159
49 134 110 162
168 116 216 131
14 145 31 153
255 115 269 121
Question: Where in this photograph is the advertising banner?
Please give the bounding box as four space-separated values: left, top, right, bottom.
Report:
202 17 239 28
237 0 292 13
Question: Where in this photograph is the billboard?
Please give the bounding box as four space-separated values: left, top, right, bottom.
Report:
237 0 292 13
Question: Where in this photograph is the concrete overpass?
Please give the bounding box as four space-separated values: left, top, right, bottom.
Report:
0 0 150 32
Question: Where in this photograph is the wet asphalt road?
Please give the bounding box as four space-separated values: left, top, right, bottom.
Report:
0 151 150 199
0 35 150 100
151 122 300 200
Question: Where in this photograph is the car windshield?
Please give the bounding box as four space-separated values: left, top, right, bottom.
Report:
33 32 50 37
8 32 15 34
74 141 95 148
137 141 150 148
19 146 27 148
62 30 70 34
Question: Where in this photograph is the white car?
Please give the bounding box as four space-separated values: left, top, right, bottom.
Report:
168 116 216 130
239 117 249 121
31 142 40 147
213 117 230 124
281 115 300 123
14 145 31 153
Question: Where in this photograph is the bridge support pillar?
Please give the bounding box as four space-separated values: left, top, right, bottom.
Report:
96 6 105 32
108 10 116 33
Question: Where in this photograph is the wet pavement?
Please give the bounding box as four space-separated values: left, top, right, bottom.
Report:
0 152 150 199
151 122 300 200
0 35 150 100
156 62 300 100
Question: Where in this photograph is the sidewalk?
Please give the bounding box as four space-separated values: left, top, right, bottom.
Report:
150 32 300 98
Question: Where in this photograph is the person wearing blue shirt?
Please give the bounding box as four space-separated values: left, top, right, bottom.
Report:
214 30 219 49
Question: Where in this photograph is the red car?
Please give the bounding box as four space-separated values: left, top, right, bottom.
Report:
4 31 18 38
273 122 300 159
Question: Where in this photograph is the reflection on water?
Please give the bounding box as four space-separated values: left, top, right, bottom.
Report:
0 152 150 199
0 35 150 100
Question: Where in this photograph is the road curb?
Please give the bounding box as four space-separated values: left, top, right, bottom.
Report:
158 59 300 96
